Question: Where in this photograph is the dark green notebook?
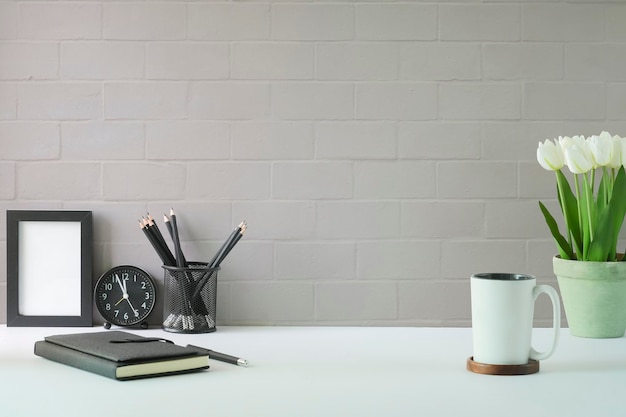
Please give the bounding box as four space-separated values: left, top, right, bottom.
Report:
34 331 210 380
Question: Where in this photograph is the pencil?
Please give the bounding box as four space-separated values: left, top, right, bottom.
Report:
211 221 247 268
208 221 244 268
164 210 194 329
147 213 171 258
145 216 176 266
140 219 175 266
190 222 246 311
167 208 187 268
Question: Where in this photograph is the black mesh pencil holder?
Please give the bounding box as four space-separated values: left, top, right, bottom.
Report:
162 262 219 334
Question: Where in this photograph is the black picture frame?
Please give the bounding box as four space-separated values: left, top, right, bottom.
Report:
6 210 93 327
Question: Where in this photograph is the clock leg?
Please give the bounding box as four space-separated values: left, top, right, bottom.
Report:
140 321 149 329
104 322 111 329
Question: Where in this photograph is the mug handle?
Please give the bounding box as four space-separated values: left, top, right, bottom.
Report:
529 284 561 361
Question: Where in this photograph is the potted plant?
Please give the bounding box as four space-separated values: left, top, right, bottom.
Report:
537 131 626 338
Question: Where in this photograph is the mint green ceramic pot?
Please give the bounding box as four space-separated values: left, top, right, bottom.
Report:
553 256 626 338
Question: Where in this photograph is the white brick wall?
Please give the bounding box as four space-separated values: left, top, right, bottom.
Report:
0 3 17 40
188 3 271 41
317 43 397 81
272 4 354 41
19 83 102 120
0 122 59 159
439 4 521 41
232 122 314 160
399 43 481 81
103 3 186 41
19 3 102 40
189 82 270 120
62 121 145 160
522 4 605 42
232 43 313 80
356 4 437 41
62 42 144 80
316 122 396 159
524 82 605 120
273 82 353 120
105 82 187 119
18 162 101 200
356 83 438 120
1 0 624 327
146 121 230 160
147 43 229 80
0 42 58 80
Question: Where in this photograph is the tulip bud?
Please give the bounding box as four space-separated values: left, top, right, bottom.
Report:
589 131 614 168
608 134 623 169
564 142 593 174
537 139 565 171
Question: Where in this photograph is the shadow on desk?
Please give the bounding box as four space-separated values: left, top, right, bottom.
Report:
547 360 626 373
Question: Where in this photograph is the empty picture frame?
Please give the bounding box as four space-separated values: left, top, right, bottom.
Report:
7 210 93 327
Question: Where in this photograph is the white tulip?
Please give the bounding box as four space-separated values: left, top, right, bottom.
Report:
608 134 623 169
588 131 614 168
558 135 572 149
559 135 586 153
537 139 565 171
563 139 593 174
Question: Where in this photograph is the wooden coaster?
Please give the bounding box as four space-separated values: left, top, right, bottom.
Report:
466 357 539 375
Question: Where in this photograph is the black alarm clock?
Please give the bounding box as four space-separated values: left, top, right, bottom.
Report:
94 265 157 329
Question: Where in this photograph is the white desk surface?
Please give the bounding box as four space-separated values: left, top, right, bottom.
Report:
0 325 624 417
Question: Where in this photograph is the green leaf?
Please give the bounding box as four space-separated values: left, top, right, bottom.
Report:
588 167 626 261
555 170 582 258
539 201 573 259
609 167 626 259
587 204 613 261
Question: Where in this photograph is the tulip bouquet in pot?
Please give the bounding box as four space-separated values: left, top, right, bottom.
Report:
537 131 626 262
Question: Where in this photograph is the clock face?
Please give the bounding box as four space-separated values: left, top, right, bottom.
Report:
94 266 156 327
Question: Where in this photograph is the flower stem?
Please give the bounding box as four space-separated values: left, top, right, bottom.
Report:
583 172 594 243
608 167 615 203
574 174 588 261
556 171 572 251
591 168 595 195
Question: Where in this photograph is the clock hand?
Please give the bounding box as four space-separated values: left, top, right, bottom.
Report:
114 296 125 306
115 274 127 296
125 297 139 317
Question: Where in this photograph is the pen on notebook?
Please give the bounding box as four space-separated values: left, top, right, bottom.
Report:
187 345 248 367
